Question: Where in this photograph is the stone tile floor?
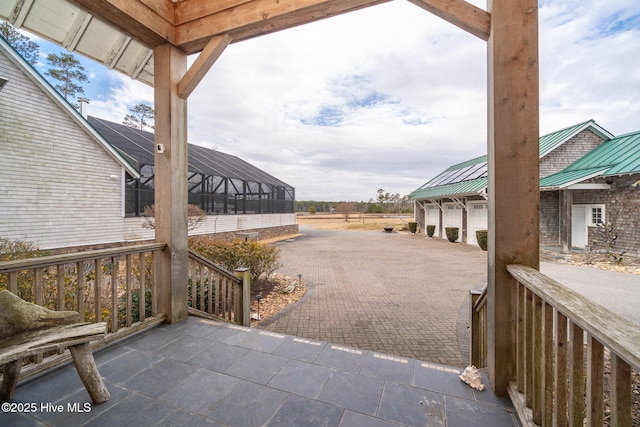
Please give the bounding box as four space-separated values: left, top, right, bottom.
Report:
2 317 521 426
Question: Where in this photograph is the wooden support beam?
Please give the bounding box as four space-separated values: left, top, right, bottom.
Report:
154 43 189 324
174 0 255 26
70 0 175 47
175 0 390 53
177 34 232 99
406 0 490 41
486 0 539 397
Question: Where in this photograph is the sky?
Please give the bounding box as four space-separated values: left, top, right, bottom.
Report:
27 0 640 202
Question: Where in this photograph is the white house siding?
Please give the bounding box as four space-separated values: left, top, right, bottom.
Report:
0 53 127 250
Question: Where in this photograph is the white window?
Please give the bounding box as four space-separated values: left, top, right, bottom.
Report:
590 206 605 226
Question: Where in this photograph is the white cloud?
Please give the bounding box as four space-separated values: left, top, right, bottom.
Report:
25 1 640 201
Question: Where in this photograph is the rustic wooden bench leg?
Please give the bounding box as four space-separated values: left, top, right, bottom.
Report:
1 359 22 402
69 343 110 404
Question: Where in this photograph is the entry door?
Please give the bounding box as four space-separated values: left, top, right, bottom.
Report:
571 206 587 248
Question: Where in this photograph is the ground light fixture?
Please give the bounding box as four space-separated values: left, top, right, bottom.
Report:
255 294 263 320
297 274 302 283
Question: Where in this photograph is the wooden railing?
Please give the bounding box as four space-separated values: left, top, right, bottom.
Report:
469 288 487 368
187 250 250 326
472 265 639 426
0 243 167 379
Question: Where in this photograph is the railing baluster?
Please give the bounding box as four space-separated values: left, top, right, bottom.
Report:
95 259 102 322
516 281 525 392
126 254 132 327
542 302 553 426
610 354 631 427
34 268 43 306
57 264 64 310
586 336 604 427
206 268 213 315
77 261 85 321
221 277 227 319
555 311 568 427
8 271 18 294
532 294 543 425
198 264 205 311
151 251 157 316
525 287 533 409
214 275 220 316
111 257 118 333
569 321 585 426
139 252 146 322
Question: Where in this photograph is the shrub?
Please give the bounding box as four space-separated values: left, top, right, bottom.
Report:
445 227 459 243
118 287 153 325
188 237 282 285
426 225 436 237
476 230 488 251
408 222 417 233
308 206 317 215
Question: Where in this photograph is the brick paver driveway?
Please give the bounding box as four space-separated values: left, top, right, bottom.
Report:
261 226 488 367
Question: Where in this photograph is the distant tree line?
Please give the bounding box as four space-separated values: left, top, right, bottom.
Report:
297 191 413 215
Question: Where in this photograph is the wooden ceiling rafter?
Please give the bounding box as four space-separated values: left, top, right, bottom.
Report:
406 0 490 40
63 0 492 87
70 0 176 47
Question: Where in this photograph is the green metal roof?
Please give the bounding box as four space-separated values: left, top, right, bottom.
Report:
539 167 608 189
410 178 487 199
412 120 617 200
540 130 640 189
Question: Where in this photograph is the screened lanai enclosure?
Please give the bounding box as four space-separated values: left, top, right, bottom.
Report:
88 117 295 217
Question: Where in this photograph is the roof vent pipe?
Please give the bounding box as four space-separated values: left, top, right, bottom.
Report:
78 97 89 118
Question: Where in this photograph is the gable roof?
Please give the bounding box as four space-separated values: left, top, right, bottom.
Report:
539 119 613 158
0 35 139 178
411 120 614 200
540 130 640 189
87 117 294 190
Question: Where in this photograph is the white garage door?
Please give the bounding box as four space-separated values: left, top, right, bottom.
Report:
425 205 440 237
443 204 463 242
468 203 488 246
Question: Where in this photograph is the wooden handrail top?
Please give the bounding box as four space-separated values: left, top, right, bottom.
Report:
0 243 167 273
507 264 640 371
188 250 241 283
472 287 487 311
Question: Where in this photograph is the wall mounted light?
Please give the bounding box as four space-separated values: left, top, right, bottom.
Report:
0 77 9 91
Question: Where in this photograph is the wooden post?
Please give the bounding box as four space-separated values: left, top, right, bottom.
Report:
154 43 189 324
486 0 540 396
561 189 572 253
234 268 251 327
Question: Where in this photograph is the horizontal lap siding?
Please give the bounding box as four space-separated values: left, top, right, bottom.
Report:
0 54 126 249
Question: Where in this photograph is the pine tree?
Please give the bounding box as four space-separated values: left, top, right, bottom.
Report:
44 52 89 101
123 104 155 130
0 23 39 65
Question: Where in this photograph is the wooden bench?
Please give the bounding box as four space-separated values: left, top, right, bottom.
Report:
0 290 110 404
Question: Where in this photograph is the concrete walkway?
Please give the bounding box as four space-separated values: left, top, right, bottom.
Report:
540 262 640 326
263 227 488 367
